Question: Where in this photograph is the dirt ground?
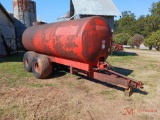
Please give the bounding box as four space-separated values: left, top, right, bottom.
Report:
0 49 160 120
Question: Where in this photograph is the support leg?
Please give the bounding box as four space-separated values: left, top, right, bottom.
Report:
70 66 74 75
124 87 133 97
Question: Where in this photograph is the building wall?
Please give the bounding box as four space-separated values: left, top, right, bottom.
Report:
80 15 114 32
0 9 16 55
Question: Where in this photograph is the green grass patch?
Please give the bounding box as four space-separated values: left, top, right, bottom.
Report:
28 83 44 88
99 90 117 100
99 90 117 95
107 51 137 66
0 108 5 116
27 83 58 88
0 54 33 87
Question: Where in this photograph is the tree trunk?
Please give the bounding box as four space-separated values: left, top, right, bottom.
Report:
155 46 160 51
149 46 152 50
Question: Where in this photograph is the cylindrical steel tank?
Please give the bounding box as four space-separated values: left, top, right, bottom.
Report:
22 16 112 66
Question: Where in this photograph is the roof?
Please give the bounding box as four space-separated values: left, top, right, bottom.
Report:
0 3 14 23
71 0 121 16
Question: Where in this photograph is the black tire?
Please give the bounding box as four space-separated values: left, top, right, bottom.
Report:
32 55 52 79
23 51 37 72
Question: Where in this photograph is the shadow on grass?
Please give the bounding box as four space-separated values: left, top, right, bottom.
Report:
133 88 148 95
75 74 147 96
112 51 138 56
49 70 68 79
0 52 24 63
48 65 147 96
110 66 133 76
47 65 69 79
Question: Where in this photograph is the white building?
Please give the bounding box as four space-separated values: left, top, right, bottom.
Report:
58 0 121 32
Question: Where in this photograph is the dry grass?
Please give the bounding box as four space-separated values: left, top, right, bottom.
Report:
0 49 160 120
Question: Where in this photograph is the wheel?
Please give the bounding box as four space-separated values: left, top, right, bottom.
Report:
23 51 37 72
32 55 52 79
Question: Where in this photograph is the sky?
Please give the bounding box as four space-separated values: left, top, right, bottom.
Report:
0 0 160 23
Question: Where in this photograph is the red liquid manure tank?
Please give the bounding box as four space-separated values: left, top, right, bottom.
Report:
22 16 143 96
22 16 112 66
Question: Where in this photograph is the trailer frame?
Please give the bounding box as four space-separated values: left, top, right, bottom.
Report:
47 55 143 96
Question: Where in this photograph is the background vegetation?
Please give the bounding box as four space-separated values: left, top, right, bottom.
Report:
114 1 160 50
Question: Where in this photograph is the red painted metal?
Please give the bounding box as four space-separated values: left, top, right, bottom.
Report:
112 43 123 51
48 55 143 90
48 56 91 71
48 56 143 89
92 70 143 89
22 16 144 96
22 16 112 66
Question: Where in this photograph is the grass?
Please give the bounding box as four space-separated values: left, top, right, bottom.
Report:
0 50 160 119
0 104 26 119
0 109 5 116
0 54 33 87
99 90 117 95
107 50 160 102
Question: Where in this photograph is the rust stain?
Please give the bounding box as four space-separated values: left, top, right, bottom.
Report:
22 16 112 66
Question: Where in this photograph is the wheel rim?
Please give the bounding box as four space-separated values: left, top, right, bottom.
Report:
34 62 39 72
25 59 29 67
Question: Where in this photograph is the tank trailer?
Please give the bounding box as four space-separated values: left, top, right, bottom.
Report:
22 17 143 96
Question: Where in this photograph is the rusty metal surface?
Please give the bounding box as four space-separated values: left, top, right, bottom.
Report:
107 70 143 89
23 16 112 66
87 69 143 90
93 71 129 89
13 0 37 48
48 55 91 71
93 69 144 89
13 0 37 27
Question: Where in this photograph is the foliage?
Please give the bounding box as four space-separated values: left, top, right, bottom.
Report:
136 15 159 38
113 33 130 45
132 34 144 48
149 1 160 16
114 11 136 36
127 38 134 48
114 1 160 50
144 30 160 50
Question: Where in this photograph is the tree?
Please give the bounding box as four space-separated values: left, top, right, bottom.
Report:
136 15 159 38
127 38 134 48
144 30 160 50
113 33 131 45
149 1 160 16
114 11 136 35
132 34 144 48
114 1 160 44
